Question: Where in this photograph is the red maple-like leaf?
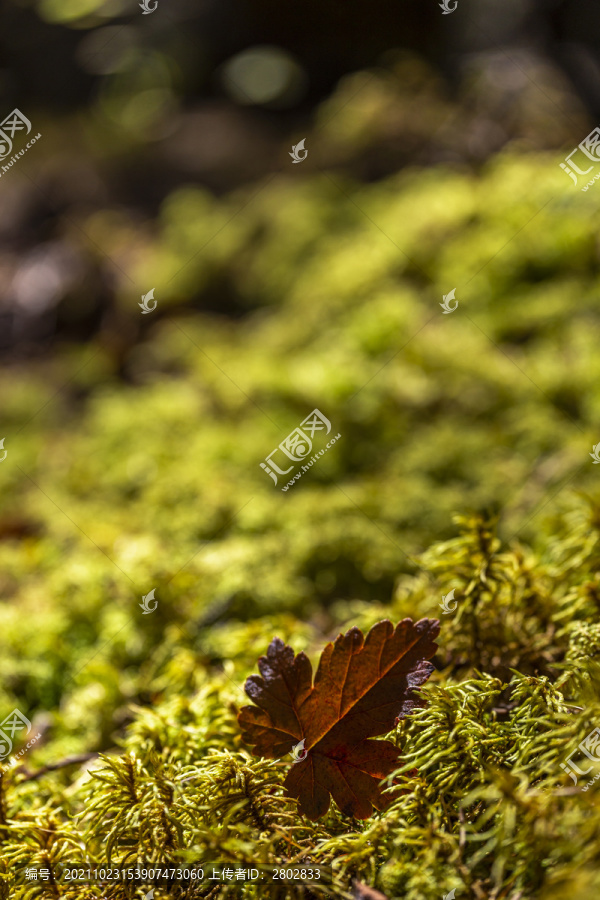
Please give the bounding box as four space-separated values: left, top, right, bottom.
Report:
238 617 439 820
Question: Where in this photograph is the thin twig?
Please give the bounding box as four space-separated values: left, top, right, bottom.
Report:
11 753 99 782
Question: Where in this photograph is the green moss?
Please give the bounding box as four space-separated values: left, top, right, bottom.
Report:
1 510 600 898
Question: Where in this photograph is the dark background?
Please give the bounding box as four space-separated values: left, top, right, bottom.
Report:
0 0 599 360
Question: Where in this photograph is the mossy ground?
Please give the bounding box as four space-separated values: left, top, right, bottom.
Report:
1 142 600 898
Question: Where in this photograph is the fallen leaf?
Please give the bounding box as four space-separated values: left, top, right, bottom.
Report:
238 617 439 819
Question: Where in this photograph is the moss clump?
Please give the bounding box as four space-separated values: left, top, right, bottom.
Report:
1 509 600 898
